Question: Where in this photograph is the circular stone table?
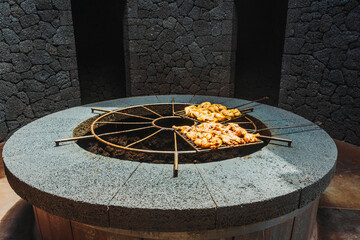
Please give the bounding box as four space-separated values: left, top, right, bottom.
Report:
3 95 337 240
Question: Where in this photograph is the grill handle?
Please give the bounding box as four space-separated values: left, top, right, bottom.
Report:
173 132 179 177
258 135 292 147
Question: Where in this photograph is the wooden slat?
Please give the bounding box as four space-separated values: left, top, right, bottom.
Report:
291 199 319 240
234 218 294 240
33 206 42 239
263 218 294 240
71 221 107 240
34 207 73 240
32 199 319 240
234 230 264 240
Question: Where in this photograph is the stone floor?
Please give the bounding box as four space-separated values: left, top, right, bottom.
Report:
0 139 359 239
316 139 360 240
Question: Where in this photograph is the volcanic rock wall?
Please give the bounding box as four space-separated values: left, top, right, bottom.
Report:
280 0 360 145
126 0 236 97
0 0 80 142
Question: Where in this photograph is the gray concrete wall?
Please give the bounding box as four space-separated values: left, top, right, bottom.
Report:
280 0 360 145
0 0 80 142
126 0 236 97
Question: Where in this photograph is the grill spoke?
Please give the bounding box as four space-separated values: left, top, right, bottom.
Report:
113 111 155 121
172 97 175 116
91 107 111 113
55 125 155 146
96 121 152 125
254 122 322 133
173 112 201 124
94 126 155 137
126 129 163 148
141 106 163 117
174 130 199 152
232 96 269 109
173 132 178 177
232 121 254 124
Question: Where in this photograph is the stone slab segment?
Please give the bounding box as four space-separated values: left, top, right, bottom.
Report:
196 157 300 228
109 163 216 231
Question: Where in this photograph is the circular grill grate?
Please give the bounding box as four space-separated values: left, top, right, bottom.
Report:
89 103 264 154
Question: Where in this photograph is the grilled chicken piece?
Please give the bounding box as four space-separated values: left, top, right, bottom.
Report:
172 125 192 134
208 104 227 112
197 113 215 122
226 123 248 136
184 102 241 122
214 112 226 122
198 102 212 109
186 131 198 141
244 133 260 143
194 138 211 148
209 137 222 149
184 105 198 116
172 122 258 149
221 109 241 119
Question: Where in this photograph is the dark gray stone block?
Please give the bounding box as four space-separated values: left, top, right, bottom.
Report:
53 0 71 10
18 40 33 53
12 53 31 73
19 25 41 40
0 81 17 100
344 47 360 70
193 20 211 36
52 26 74 45
2 28 20 45
38 10 59 22
0 42 11 62
28 49 51 64
39 21 56 39
5 96 26 120
0 2 11 16
20 0 37 14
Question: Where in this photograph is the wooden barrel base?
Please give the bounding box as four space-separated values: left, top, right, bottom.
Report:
33 198 318 240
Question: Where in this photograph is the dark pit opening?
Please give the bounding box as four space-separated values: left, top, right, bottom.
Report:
152 116 195 130
234 0 289 106
75 104 271 164
71 0 127 104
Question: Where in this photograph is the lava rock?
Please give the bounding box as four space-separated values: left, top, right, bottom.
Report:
5 96 26 121
2 28 20 45
20 0 37 14
52 26 74 45
28 50 51 64
12 53 32 73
